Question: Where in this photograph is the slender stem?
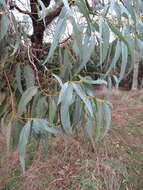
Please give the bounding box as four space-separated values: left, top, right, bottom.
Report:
4 71 16 117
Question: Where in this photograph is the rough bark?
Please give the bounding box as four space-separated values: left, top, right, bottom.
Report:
28 0 63 69
10 0 63 48
30 0 49 47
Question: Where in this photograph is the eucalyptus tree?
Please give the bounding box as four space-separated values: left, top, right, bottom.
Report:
1 0 143 172
103 0 143 89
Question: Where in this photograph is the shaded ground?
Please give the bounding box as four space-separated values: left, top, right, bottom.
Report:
0 90 143 190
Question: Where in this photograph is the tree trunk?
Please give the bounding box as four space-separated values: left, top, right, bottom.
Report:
131 62 139 91
30 0 45 48
28 0 63 70
30 0 63 49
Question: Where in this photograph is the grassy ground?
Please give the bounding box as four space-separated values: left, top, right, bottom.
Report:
0 90 143 190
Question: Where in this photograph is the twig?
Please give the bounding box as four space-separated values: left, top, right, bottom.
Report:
58 35 74 45
4 71 16 117
27 46 41 87
9 1 32 16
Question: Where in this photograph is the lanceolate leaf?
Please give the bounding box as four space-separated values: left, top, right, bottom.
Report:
38 0 46 25
72 83 93 117
10 40 20 56
63 0 73 16
70 17 83 60
124 0 136 23
136 39 143 60
119 42 128 82
0 95 8 117
100 20 110 65
60 84 73 133
76 34 96 74
24 65 35 89
0 14 9 41
16 64 23 94
108 76 112 90
107 21 128 46
32 119 60 134
18 121 32 173
99 19 103 66
96 103 102 141
105 40 121 77
53 74 63 87
11 120 24 150
76 0 92 29
11 12 20 36
102 21 110 62
18 86 38 116
113 75 119 88
60 48 72 80
35 97 48 117
72 96 83 126
58 82 68 104
84 79 107 85
102 103 111 138
85 115 94 142
31 92 41 117
18 119 60 172
43 8 67 63
48 97 57 123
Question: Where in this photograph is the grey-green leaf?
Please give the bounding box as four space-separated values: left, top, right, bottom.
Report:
100 20 110 65
119 42 128 82
72 83 93 117
15 64 23 94
48 97 57 123
60 84 73 133
85 115 94 142
0 15 9 41
18 119 60 172
18 121 32 173
24 65 35 89
53 74 63 87
102 103 111 137
32 119 60 134
124 0 136 23
18 86 38 116
105 40 121 77
84 79 107 85
96 102 102 141
43 8 67 63
35 97 48 117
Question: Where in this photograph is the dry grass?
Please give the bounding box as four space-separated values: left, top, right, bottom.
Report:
0 90 143 190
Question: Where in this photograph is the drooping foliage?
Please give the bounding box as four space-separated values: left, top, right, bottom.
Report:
1 0 143 172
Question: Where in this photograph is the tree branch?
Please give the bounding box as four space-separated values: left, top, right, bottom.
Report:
85 0 92 12
45 3 64 26
10 1 65 47
30 0 39 20
9 1 32 15
41 0 51 8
